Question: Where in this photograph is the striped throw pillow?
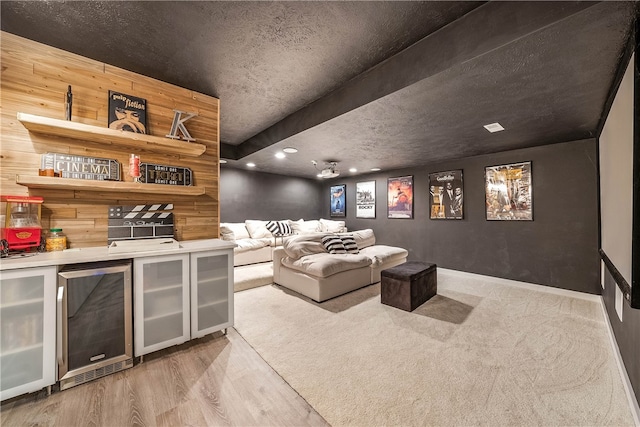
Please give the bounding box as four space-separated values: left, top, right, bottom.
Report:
266 220 293 236
321 234 346 254
340 234 359 254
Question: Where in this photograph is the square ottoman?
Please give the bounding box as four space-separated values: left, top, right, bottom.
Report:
381 261 437 311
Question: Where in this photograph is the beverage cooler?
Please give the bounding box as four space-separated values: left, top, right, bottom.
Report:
57 260 133 390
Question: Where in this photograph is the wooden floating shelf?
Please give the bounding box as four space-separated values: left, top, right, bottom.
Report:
17 112 207 157
16 175 205 196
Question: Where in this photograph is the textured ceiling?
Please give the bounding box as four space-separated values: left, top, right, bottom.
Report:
1 1 637 179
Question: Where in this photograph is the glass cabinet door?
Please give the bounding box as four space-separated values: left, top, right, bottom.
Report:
133 254 189 357
190 250 233 338
0 266 56 401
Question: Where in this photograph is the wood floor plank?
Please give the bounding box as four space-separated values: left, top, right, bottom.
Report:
0 391 61 426
133 353 183 422
82 378 107 427
0 328 328 427
155 398 209 427
122 374 153 427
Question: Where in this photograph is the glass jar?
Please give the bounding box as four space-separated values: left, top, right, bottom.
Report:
46 228 67 252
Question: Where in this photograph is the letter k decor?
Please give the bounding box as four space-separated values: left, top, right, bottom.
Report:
166 109 198 142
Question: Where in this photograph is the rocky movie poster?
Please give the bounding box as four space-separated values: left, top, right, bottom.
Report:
356 181 376 218
108 91 147 134
485 161 532 220
429 170 463 220
387 176 413 219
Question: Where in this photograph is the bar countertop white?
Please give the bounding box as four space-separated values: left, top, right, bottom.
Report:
0 239 236 271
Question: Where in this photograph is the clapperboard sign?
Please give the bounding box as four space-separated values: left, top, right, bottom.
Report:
41 152 120 181
139 163 192 186
108 204 174 245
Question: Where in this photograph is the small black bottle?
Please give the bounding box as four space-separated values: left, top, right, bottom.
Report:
65 85 72 120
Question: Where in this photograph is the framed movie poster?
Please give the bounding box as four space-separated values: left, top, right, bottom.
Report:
485 161 532 220
429 170 463 220
356 181 376 218
108 91 147 134
330 184 346 217
388 176 413 219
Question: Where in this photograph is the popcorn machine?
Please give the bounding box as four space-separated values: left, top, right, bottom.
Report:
0 195 46 257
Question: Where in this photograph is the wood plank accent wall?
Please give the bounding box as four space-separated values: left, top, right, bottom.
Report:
1 32 220 247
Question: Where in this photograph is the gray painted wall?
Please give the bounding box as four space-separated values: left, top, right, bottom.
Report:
220 167 322 222
322 138 601 295
221 139 638 408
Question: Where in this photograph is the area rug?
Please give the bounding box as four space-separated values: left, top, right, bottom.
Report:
234 262 273 292
234 270 635 426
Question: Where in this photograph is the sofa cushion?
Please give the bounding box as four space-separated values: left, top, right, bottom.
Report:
359 245 408 267
266 220 293 236
220 222 251 240
245 220 273 239
321 234 346 254
282 253 372 278
343 228 375 249
290 219 322 234
234 238 269 254
319 218 346 233
283 233 327 259
220 224 235 241
340 234 359 254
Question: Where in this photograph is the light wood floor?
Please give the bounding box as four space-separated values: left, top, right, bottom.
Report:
0 328 329 427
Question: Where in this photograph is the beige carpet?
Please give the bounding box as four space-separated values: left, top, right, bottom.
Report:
234 262 273 292
234 269 635 426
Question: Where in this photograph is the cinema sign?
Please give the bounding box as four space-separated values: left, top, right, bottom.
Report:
41 152 120 181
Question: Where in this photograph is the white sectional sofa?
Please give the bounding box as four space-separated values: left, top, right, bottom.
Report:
220 219 347 266
273 229 408 302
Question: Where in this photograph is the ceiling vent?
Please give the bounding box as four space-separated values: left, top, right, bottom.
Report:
483 122 505 133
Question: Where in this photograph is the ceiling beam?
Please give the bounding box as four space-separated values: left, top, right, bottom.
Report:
220 142 238 160
234 1 598 159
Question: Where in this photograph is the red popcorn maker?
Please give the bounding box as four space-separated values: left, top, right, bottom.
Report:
0 195 46 257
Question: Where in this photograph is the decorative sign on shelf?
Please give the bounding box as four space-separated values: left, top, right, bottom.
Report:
139 163 192 186
41 152 120 181
107 204 174 245
108 90 147 134
166 109 197 142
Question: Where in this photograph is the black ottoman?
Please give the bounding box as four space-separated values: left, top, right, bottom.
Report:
381 261 437 311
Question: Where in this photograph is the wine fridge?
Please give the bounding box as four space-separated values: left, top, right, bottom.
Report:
57 260 133 391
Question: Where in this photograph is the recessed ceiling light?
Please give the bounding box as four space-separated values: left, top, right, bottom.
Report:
316 173 323 178
283 147 298 154
349 168 357 173
247 162 256 168
371 168 381 171
219 159 227 164
275 152 286 159
484 122 505 133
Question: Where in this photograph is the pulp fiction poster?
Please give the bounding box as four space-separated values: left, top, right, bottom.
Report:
108 91 147 134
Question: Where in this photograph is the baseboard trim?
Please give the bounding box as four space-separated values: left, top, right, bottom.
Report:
438 268 602 302
599 298 640 426
438 268 639 425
